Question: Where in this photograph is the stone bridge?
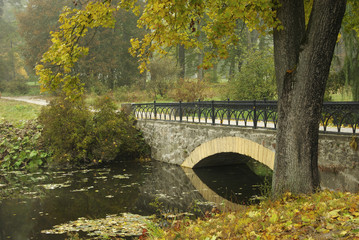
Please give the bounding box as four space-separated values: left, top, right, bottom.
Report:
136 120 359 192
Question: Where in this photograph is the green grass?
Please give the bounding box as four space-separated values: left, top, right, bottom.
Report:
0 99 42 122
26 81 40 86
330 90 353 101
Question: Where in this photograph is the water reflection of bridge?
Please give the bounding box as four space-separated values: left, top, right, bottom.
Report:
137 161 264 213
182 168 245 211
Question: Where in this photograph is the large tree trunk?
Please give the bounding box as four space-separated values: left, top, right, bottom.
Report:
272 0 347 196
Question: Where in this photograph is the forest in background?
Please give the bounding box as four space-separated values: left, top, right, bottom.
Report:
0 0 358 102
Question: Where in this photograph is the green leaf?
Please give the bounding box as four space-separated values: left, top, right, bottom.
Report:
29 150 38 158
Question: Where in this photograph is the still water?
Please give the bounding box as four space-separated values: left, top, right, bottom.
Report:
0 160 268 240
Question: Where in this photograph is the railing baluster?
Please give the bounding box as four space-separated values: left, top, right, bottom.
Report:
179 101 183 122
198 99 201 123
153 101 157 120
253 100 257 129
211 100 215 125
227 98 230 126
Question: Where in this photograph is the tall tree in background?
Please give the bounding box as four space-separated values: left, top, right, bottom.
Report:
17 0 71 76
342 1 359 101
0 0 3 17
343 31 359 101
18 0 144 91
36 0 347 196
76 5 145 89
177 44 185 79
0 0 25 84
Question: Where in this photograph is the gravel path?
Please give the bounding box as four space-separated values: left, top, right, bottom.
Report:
1 96 49 106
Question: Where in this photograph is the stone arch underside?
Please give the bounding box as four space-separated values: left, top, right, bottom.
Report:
181 136 275 170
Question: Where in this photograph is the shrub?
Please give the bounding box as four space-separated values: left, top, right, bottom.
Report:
38 95 149 166
38 97 92 165
90 96 148 161
227 48 277 100
148 56 180 99
170 78 208 102
1 79 30 95
114 85 151 103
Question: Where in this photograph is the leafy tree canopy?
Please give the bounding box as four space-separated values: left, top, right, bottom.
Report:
36 0 282 99
35 1 117 100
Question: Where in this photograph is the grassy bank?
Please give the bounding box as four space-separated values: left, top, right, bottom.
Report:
0 98 42 122
149 190 359 240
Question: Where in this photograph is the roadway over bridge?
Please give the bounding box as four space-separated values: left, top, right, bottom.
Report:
131 100 359 192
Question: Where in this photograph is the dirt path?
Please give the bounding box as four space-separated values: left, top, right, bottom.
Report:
1 96 49 106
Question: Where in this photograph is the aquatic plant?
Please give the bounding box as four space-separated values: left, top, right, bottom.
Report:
0 120 51 170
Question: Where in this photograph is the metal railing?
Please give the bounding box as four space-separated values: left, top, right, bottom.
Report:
132 100 359 134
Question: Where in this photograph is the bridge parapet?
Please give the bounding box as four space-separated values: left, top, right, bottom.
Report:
132 100 359 134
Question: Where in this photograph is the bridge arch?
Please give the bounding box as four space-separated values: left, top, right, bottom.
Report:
181 136 275 170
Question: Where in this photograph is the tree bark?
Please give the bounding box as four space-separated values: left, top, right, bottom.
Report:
0 0 3 18
178 44 185 79
272 0 347 197
228 48 235 81
197 21 204 81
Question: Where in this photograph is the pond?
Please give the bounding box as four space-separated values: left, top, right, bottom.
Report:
0 159 269 239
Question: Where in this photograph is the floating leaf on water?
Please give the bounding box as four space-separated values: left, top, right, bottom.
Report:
41 213 151 238
123 182 140 188
33 176 47 181
70 188 87 192
39 183 71 190
24 192 37 195
113 174 131 179
105 195 114 198
52 175 65 179
155 193 174 200
94 176 107 179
